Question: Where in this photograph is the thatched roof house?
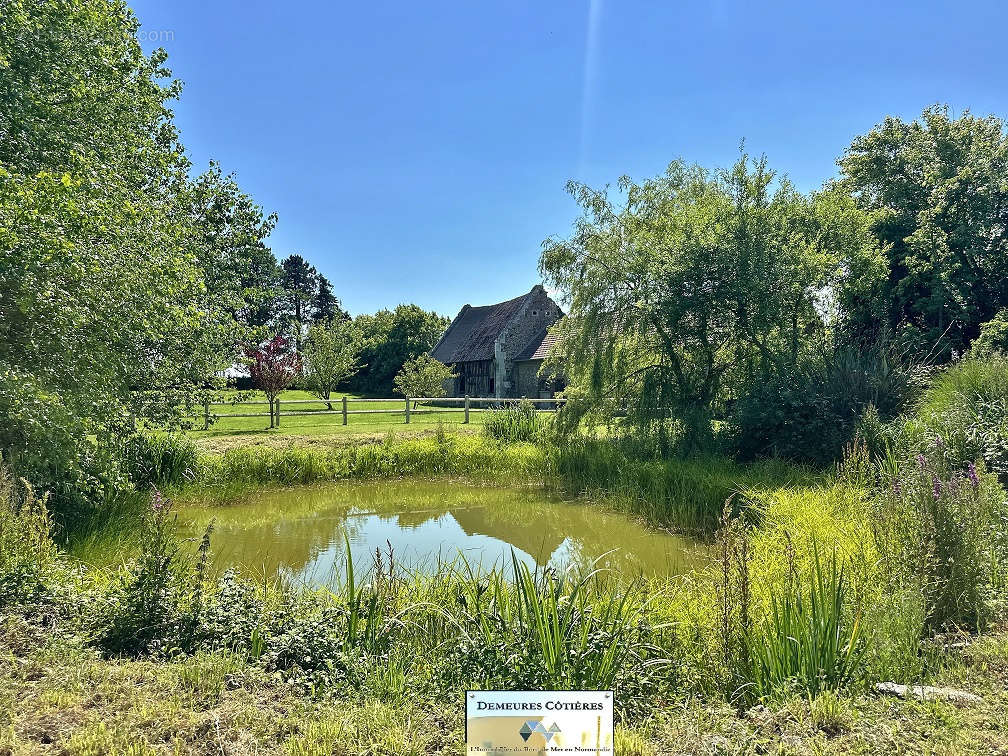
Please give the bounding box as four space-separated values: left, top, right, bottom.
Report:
431 285 562 398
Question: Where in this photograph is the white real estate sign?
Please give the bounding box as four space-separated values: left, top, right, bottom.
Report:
466 690 614 755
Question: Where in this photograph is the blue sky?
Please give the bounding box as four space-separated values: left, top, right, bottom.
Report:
132 0 1008 317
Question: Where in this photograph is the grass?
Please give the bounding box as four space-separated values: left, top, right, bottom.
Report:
191 390 491 444
4 613 1008 755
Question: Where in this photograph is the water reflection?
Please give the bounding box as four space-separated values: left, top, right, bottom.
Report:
175 480 706 586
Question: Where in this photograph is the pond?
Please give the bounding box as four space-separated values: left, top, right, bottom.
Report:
174 480 706 587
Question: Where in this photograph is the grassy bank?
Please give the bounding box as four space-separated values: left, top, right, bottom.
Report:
5 619 1008 755
170 431 815 535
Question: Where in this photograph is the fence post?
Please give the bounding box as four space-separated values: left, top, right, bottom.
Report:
275 396 280 427
203 399 210 431
405 397 411 423
342 395 348 426
464 395 470 424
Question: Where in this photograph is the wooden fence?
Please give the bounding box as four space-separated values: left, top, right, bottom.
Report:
200 396 566 429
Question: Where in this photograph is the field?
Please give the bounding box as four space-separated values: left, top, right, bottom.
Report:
196 390 492 435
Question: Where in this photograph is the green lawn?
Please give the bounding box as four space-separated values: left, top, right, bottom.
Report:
187 390 490 450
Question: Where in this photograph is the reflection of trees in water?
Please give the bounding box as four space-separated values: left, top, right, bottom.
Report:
176 480 706 582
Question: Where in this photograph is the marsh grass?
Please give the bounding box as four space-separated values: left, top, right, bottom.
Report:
482 400 552 444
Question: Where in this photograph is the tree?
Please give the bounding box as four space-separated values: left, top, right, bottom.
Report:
0 0 226 509
244 335 300 428
279 254 318 352
394 354 457 404
969 310 1008 358
349 305 449 396
187 162 281 343
539 154 877 451
302 320 362 409
839 105 1008 359
312 274 347 324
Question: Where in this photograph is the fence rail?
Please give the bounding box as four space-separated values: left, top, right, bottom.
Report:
199 395 566 429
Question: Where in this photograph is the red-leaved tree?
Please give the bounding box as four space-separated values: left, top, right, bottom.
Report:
244 334 301 428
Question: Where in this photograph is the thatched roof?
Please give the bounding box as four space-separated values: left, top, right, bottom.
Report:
431 286 545 364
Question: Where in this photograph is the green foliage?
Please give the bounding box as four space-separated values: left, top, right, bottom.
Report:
0 467 59 608
392 353 456 399
732 341 928 465
99 489 188 655
348 305 449 396
123 433 198 490
0 1 237 511
302 319 363 407
746 547 865 699
481 400 551 444
872 443 1008 632
839 105 1008 359
186 161 280 341
969 309 1008 358
540 154 879 450
903 356 1008 483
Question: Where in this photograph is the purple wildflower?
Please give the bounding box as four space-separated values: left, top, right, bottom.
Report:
151 487 166 512
968 462 980 489
916 454 926 470
932 477 942 500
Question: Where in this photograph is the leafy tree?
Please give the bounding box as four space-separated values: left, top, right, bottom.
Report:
312 274 347 324
0 0 223 509
969 310 1008 358
349 305 449 396
0 0 187 183
393 354 457 402
279 254 318 351
186 162 281 342
839 105 1008 359
302 320 362 409
539 154 878 451
244 335 300 428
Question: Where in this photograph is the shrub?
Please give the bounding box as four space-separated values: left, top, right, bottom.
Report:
902 356 1008 484
98 488 189 655
732 342 927 466
0 467 59 608
872 442 1008 632
968 309 1008 358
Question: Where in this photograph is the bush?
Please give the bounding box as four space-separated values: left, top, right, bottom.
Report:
902 356 1008 484
482 400 551 444
732 342 927 466
98 488 189 655
0 467 59 608
872 442 1008 632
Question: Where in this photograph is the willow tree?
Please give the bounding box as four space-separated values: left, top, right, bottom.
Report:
539 154 879 452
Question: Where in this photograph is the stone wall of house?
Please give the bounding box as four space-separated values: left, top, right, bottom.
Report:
514 360 544 398
495 286 561 397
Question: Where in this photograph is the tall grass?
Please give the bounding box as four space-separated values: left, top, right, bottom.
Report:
747 546 865 698
482 400 552 444
0 467 60 608
179 432 816 535
548 435 818 533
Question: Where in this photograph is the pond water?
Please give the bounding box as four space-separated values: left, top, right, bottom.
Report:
175 480 706 586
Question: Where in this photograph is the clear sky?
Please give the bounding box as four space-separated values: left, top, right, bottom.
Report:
131 0 1007 317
